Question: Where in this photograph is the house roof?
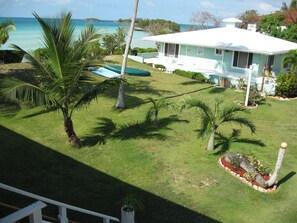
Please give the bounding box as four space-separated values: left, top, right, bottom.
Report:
142 27 297 55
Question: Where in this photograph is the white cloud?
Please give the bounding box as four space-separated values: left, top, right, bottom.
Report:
200 1 215 9
256 2 279 13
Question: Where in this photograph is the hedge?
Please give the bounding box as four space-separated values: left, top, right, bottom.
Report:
275 72 297 98
174 69 207 82
0 50 25 64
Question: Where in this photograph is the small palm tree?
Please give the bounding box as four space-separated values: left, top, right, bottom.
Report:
0 12 119 148
183 97 256 150
145 97 172 126
282 49 297 73
0 19 16 47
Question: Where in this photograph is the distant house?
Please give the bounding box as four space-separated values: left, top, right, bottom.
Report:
142 18 297 94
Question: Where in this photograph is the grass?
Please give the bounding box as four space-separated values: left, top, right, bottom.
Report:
1 56 297 223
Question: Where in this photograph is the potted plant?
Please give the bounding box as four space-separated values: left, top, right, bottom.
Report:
121 194 143 223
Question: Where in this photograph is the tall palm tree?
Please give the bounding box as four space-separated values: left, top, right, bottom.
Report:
0 12 119 147
116 0 139 108
0 19 16 47
183 97 256 150
282 49 297 73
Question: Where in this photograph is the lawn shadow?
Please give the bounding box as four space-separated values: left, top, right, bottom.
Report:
212 129 265 156
208 87 226 94
0 125 220 223
180 80 204 86
164 86 213 100
277 171 296 187
0 101 21 118
82 116 189 146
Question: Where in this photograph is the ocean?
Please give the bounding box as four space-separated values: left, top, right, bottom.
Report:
1 17 190 51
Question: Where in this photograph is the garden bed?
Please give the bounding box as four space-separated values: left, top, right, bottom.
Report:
219 156 277 193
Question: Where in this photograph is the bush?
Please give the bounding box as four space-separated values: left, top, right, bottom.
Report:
132 47 158 53
154 64 166 70
174 69 207 82
276 72 297 98
244 86 262 106
0 50 25 63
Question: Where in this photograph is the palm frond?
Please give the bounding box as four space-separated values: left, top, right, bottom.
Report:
145 107 154 123
198 114 212 139
219 105 248 122
183 97 212 117
221 117 256 133
70 78 121 115
0 78 47 107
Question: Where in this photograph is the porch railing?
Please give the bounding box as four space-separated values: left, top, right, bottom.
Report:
0 183 119 223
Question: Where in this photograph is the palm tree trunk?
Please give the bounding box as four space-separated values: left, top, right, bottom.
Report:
154 110 158 126
116 0 139 109
207 131 215 150
64 116 82 148
265 142 287 187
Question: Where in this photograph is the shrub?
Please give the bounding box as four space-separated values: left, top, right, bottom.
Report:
244 86 262 106
154 64 166 70
174 69 207 82
275 72 297 98
0 50 25 63
132 47 158 53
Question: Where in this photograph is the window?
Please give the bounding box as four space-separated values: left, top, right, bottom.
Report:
215 48 222 56
233 51 253 69
197 47 204 55
267 55 274 71
165 43 179 58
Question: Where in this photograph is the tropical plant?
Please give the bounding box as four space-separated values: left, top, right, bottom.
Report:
121 193 144 212
281 0 297 23
0 19 16 47
102 27 127 55
116 0 139 109
182 97 256 150
282 50 297 73
0 12 119 148
275 72 297 97
145 97 172 126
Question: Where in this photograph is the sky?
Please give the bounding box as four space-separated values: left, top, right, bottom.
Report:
0 0 291 24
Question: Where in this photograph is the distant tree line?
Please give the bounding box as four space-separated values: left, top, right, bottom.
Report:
118 18 180 35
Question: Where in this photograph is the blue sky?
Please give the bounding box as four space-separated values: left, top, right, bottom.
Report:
0 0 291 24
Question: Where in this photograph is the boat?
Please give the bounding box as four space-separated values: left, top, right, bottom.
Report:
104 65 151 76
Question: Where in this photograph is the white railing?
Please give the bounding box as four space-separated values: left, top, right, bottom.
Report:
0 201 46 223
0 183 119 223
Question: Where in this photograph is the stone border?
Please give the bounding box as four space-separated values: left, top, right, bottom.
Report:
218 156 278 193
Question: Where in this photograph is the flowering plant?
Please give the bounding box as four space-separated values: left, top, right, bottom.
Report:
249 157 271 176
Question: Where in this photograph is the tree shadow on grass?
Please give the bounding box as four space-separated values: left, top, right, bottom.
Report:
0 101 21 118
208 87 226 94
0 125 221 223
212 129 265 156
164 86 213 100
82 116 189 146
180 80 205 86
277 171 296 187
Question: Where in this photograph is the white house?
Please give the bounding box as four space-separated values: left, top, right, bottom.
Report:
142 18 297 94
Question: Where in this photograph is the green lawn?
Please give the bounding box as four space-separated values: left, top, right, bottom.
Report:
1 56 297 223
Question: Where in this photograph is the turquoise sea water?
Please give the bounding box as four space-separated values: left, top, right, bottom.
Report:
1 17 190 51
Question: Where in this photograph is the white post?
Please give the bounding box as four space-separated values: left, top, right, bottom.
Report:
29 209 43 223
58 206 68 223
103 218 111 223
244 65 253 106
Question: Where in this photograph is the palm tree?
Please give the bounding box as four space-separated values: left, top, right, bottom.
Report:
0 12 119 148
145 97 172 126
0 19 16 47
116 0 139 108
282 49 297 73
183 97 256 150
